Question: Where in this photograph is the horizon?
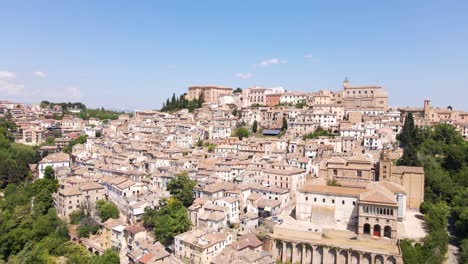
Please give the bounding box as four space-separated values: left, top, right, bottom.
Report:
1 0 467 110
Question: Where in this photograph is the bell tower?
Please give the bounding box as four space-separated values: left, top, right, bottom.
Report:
343 76 350 89
424 99 431 119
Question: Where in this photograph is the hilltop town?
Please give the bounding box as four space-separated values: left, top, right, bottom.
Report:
1 79 467 264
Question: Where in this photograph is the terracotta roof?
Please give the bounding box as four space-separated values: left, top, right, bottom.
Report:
124 225 146 234
359 189 397 206
299 184 367 197
79 182 104 191
59 187 82 196
229 233 262 251
392 166 424 174
40 152 70 163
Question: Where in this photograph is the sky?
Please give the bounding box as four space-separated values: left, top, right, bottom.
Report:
1 0 467 110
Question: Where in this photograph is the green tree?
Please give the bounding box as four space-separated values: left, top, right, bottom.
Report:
152 198 191 246
233 127 250 140
302 127 334 140
252 120 258 133
327 179 341 186
69 210 86 225
43 166 55 180
399 113 416 147
197 92 204 108
167 172 196 207
281 116 288 132
397 145 421 166
96 200 119 222
92 249 120 264
233 88 242 93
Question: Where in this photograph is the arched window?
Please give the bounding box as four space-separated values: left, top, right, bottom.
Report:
373 225 381 237
384 226 392 238
363 223 371 235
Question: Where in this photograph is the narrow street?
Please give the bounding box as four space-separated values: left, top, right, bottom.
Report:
447 217 459 264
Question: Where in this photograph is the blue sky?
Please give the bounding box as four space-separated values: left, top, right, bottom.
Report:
1 0 467 110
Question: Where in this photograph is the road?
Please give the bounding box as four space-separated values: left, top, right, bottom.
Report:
446 217 459 264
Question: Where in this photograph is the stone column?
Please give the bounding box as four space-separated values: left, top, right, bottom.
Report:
312 246 320 264
291 243 298 264
282 242 287 263
302 244 308 264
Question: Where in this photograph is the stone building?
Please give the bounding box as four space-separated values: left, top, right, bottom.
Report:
186 85 233 103
341 78 388 110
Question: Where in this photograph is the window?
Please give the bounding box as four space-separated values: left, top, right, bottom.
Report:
353 201 356 205
342 200 345 205
357 170 362 177
333 169 337 176
323 198 325 203
305 197 308 201
332 199 335 204
314 197 317 202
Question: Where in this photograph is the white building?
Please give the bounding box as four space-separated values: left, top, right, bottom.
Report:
38 152 71 178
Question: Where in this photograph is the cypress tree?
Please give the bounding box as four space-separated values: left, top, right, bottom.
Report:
281 117 288 131
252 120 258 133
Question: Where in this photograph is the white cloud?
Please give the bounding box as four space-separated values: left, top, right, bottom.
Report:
0 71 16 79
63 87 83 99
235 72 253 79
304 54 314 59
257 58 287 67
0 80 26 96
33 71 47 78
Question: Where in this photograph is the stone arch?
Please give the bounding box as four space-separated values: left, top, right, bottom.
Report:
363 223 371 235
304 244 313 264
362 253 372 264
295 243 304 263
87 247 93 253
275 240 283 261
338 250 348 264
314 246 323 264
94 250 99 256
328 248 337 264
375 255 384 264
384 226 392 238
386 256 396 264
373 224 381 237
350 252 360 264
285 242 293 263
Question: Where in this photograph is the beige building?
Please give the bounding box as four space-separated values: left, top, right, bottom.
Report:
319 155 376 183
341 78 388 109
55 187 82 218
379 150 425 209
174 229 233 264
262 167 306 197
186 85 233 103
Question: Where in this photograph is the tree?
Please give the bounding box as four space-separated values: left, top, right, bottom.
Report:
197 92 204 108
399 113 416 147
43 166 55 180
167 172 196 207
281 117 288 132
302 127 334 140
196 139 204 147
96 200 119 222
233 88 242 93
327 179 341 186
233 127 250 140
397 145 421 166
92 249 120 264
252 120 258 133
152 198 191 246
69 210 86 225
